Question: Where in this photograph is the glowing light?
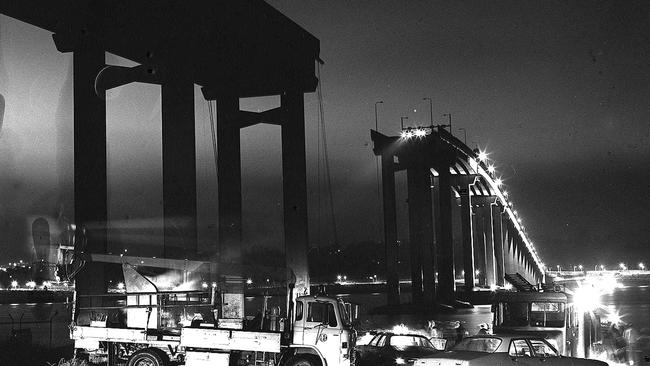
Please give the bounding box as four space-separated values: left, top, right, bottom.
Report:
400 131 408 139
619 263 626 270
395 357 406 364
600 264 605 271
211 282 217 288
504 283 513 290
117 282 125 290
578 265 583 271
606 311 622 325
337 275 342 281
201 282 208 289
487 165 495 174
494 178 503 186
490 284 498 291
502 190 508 197
26 281 36 289
477 151 488 161
414 128 427 137
639 262 645 270
246 278 253 285
475 269 480 275
392 324 410 335
10 280 18 288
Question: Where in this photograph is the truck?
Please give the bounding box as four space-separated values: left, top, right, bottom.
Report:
491 290 601 358
60 231 358 366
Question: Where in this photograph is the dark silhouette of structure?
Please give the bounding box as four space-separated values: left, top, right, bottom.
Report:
1 1 319 300
372 126 544 308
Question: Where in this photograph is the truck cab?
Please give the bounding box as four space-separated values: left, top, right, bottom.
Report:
291 295 357 366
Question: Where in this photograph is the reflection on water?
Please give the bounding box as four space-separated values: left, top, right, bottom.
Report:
0 302 72 349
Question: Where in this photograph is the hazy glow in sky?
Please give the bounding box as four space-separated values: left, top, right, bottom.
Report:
1 0 649 267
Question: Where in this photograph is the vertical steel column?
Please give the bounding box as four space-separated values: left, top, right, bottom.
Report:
407 167 435 306
459 187 475 292
281 92 310 297
382 153 400 306
476 200 496 288
421 173 436 306
217 96 242 264
436 166 455 304
503 219 515 275
162 79 197 259
73 44 107 300
472 206 486 287
491 203 505 286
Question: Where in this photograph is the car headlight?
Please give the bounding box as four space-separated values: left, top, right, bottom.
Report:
395 357 406 364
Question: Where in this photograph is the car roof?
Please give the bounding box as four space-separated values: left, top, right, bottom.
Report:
374 332 429 338
464 334 553 343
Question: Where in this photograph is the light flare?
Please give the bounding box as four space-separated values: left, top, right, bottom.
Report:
392 323 410 335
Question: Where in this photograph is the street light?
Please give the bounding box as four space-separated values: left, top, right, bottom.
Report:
579 264 583 271
374 101 383 131
639 262 645 271
600 264 605 271
423 97 433 125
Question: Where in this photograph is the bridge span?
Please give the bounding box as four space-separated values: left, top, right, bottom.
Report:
372 125 544 307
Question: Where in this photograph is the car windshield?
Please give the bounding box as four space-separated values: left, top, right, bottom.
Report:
452 337 502 353
390 335 435 350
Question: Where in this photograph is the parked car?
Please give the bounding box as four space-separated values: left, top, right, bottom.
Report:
356 332 441 366
413 334 609 366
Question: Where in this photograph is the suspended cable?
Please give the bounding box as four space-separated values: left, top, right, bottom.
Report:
316 63 339 248
208 100 219 175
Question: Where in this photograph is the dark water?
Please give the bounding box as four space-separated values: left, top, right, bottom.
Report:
0 302 72 349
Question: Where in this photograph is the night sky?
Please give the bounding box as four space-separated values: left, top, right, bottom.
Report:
0 1 649 270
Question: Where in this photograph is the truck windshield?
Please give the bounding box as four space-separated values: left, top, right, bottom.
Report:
501 302 529 327
337 299 351 327
530 302 565 327
497 302 566 328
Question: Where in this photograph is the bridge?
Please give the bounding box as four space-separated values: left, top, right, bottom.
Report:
372 125 544 307
0 0 319 306
2 1 545 312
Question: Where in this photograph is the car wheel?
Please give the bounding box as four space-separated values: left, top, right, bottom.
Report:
127 348 168 366
285 354 321 366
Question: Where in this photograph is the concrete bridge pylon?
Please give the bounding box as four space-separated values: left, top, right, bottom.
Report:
371 125 545 308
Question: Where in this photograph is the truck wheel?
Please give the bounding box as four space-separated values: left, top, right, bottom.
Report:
285 354 321 366
127 348 167 366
